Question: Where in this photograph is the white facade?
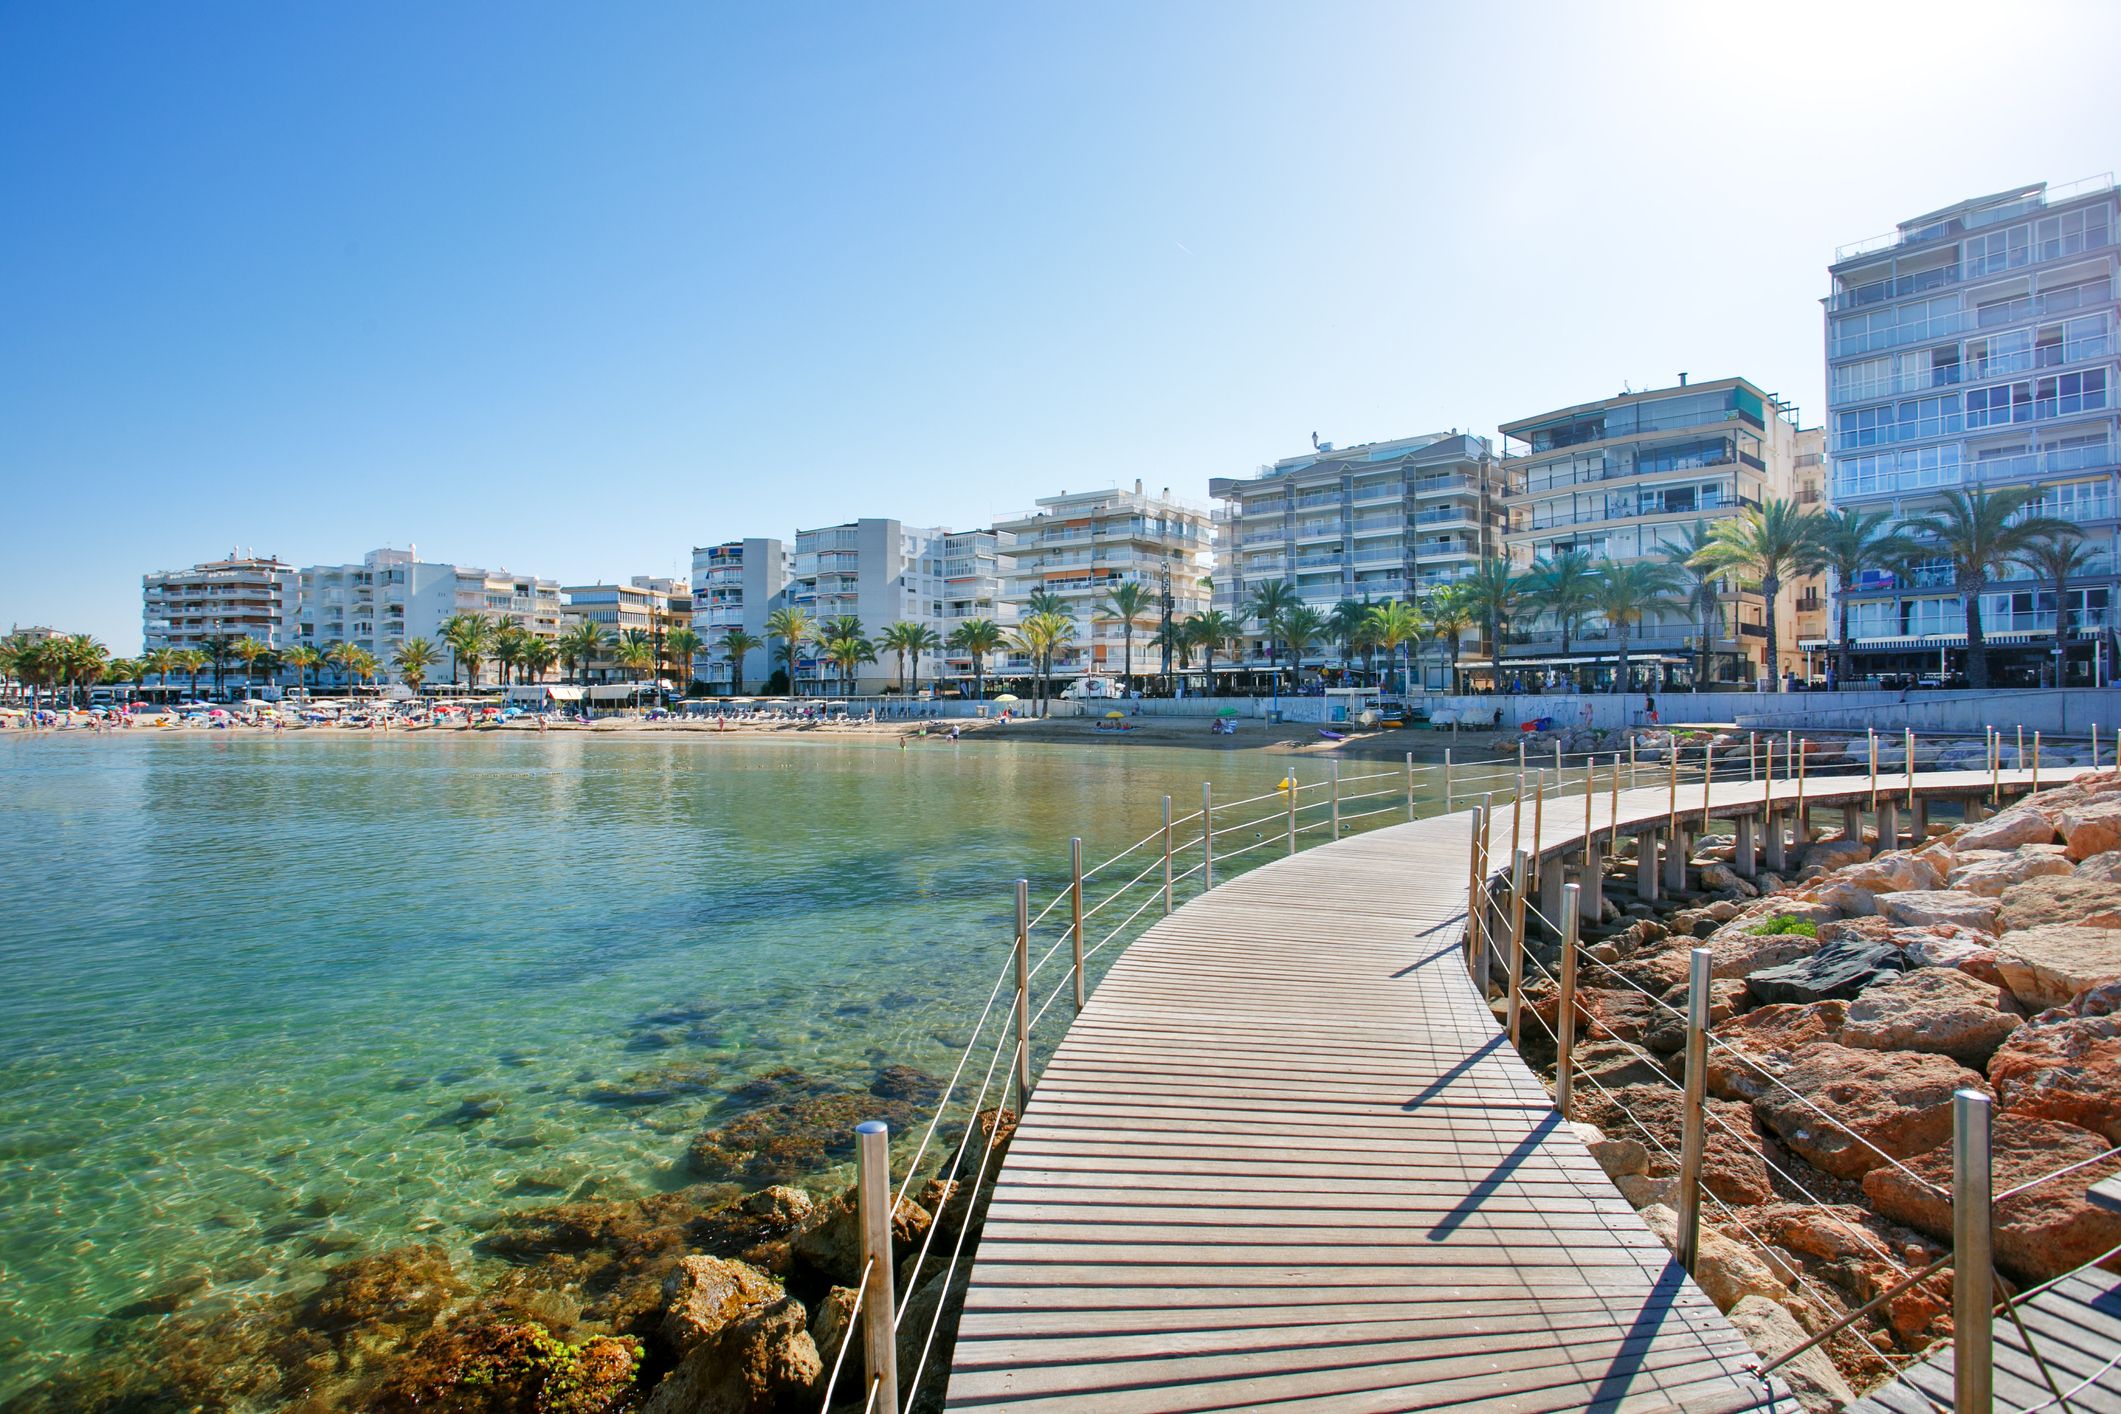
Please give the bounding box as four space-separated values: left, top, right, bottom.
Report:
993 482 1212 682
791 518 955 693
1824 175 2120 684
690 538 791 692
292 547 564 686
142 552 297 657
1210 435 1499 682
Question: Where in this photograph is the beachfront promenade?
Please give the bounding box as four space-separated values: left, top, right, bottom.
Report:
942 765 2059 1413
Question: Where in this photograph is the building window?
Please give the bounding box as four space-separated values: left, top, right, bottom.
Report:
2034 368 2108 419
1966 381 2032 428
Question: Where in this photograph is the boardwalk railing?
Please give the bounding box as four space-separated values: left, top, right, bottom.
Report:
820 732 2111 1413
1465 762 2121 1414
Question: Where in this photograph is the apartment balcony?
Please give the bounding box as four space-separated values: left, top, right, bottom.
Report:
1352 483 1401 503
1413 476 1479 498
1238 501 1290 520
1294 521 1342 543
1242 558 1289 576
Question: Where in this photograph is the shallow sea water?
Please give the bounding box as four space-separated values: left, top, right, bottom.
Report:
0 729 1359 1395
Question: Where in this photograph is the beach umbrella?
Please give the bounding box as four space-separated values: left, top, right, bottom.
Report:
992 693 1021 703
1216 707 1240 718
1103 710 1124 719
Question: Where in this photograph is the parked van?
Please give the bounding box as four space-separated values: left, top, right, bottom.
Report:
1060 676 1123 701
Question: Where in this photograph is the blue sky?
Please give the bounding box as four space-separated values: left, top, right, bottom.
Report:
5 1 2119 650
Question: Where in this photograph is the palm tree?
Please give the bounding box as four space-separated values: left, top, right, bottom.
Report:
1694 498 1828 691
879 621 926 693
813 616 866 695
1523 551 1599 672
177 648 208 702
663 627 703 692
139 647 180 699
1328 598 1374 685
1279 604 1327 690
60 635 110 708
906 625 942 696
1010 611 1076 714
230 636 268 693
519 637 558 685
440 613 490 691
1364 601 1424 695
1423 582 1478 694
1184 609 1240 698
1589 562 1681 694
393 637 441 692
203 633 235 699
764 607 814 696
1244 579 1302 696
280 646 320 699
947 619 1003 701
1153 617 1193 683
718 629 763 695
10 637 58 711
327 640 365 692
558 621 608 686
2020 528 2100 688
615 628 657 688
1656 521 1725 690
346 647 380 691
1463 557 1521 684
1098 582 1154 692
1810 508 1921 688
819 625 877 697
1025 589 1074 619
489 620 526 688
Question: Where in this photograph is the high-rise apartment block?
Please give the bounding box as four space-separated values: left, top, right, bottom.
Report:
1210 435 1498 686
791 519 956 693
292 548 563 685
994 483 1212 684
1500 378 1812 687
561 577 693 686
141 552 297 658
1824 176 2117 684
690 539 791 692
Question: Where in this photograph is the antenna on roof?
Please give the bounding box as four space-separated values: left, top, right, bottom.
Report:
1310 431 1319 450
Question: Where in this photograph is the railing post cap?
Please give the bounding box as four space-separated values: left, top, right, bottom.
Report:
856 1118 890 1136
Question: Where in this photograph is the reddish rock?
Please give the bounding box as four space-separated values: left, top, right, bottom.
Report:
1752 1044 1984 1180
1948 847 2076 897
1996 874 2121 931
1836 851 1945 896
1955 808 2057 852
1992 923 2121 1010
1840 967 2022 1067
1875 889 2003 932
643 1257 819 1414
1570 1083 1773 1205
1863 1115 2121 1284
1705 1002 1847 1103
1987 1011 2121 1143
1742 1202 1951 1346
2075 849 2121 883
2057 799 2121 861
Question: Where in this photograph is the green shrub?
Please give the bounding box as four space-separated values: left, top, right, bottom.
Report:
1751 914 1818 938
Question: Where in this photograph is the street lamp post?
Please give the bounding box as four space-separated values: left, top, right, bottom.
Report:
1159 561 1173 696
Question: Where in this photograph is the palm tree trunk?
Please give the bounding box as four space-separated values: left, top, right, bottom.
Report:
1836 595 1853 688
1615 633 1630 695
2055 571 2071 686
1204 647 1217 698
1965 577 1991 690
1764 572 1781 690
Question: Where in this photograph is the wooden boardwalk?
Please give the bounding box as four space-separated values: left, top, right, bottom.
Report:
1848 1264 2121 1412
944 765 2051 1413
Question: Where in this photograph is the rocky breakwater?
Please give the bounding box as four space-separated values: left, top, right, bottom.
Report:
2 1059 1015 1414
1518 768 2121 1410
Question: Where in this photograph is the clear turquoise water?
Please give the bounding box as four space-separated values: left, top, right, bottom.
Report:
0 730 1369 1395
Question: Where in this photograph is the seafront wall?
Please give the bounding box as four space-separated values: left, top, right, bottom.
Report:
1404 687 2121 736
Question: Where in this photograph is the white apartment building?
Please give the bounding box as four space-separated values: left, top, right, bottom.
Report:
937 528 1017 684
1209 435 1498 689
1500 378 1813 688
141 552 298 660
791 518 956 694
1823 175 2119 686
292 547 564 687
993 482 1212 685
690 539 791 693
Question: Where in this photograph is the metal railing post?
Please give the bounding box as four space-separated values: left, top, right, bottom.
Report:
1069 837 1085 1014
1906 727 1917 811
2095 724 2102 771
1331 760 1341 835
1518 740 1527 799
855 1120 901 1414
1012 880 1033 1099
1285 771 1298 855
1405 751 1416 821
1748 731 1757 783
1581 757 1597 873
1507 848 1528 1046
1161 795 1174 914
1202 781 1214 890
1953 1089 1994 1414
1464 805 1486 976
1797 737 1809 840
1608 752 1620 834
1992 729 2001 804
1554 739 1563 779
1701 742 1714 828
1629 734 1638 787
2033 730 2041 791
1869 728 1879 811
1556 882 1581 1118
1445 749 1454 812
1666 745 1678 838
1676 947 1711 1276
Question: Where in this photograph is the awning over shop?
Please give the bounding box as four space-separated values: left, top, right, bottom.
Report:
1796 632 2053 651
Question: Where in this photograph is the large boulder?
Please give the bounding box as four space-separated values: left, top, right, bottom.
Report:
1569 1084 1773 1205
2057 800 2121 861
1955 808 2057 852
1996 874 2121 931
1836 851 1944 896
1742 1202 1951 1346
644 1256 822 1414
1705 906 1839 980
1987 1011 2121 1143
2075 850 2121 883
1705 1002 1847 1102
1637 1205 1787 1313
1875 889 2002 932
790 1187 931 1289
1748 938 1904 1006
1800 837 1871 873
1725 1295 1856 1414
1863 1116 2121 1285
1753 1044 1984 1180
1992 924 2121 1010
1841 967 2022 1067
1948 847 2076 897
